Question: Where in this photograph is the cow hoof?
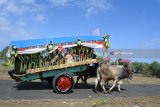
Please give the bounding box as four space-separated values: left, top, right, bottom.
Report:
93 89 98 93
118 91 122 93
107 91 111 94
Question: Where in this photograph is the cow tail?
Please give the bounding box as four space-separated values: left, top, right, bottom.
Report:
94 67 102 92
97 61 102 81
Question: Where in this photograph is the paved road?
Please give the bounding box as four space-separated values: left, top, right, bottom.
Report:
0 80 160 100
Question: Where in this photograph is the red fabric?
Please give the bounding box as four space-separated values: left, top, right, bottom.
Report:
92 41 104 45
102 44 107 52
17 48 26 51
110 51 114 55
58 45 63 53
103 58 110 61
120 59 130 63
80 53 84 58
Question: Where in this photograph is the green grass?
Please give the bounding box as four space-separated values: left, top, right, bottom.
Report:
0 63 13 80
91 99 107 107
0 63 13 72
0 96 160 107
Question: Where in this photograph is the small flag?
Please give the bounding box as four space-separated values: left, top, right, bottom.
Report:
110 51 114 55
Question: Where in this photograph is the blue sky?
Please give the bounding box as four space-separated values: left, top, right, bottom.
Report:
0 0 160 52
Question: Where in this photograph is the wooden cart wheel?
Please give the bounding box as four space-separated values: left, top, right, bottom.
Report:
53 73 74 94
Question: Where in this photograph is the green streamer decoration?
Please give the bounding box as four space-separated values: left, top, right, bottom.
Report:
77 38 81 46
28 62 32 70
24 63 27 72
39 61 42 69
47 41 54 52
10 45 18 60
20 62 23 73
103 34 110 48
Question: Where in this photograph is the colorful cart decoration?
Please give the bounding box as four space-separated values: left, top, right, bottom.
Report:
7 35 110 93
103 34 110 48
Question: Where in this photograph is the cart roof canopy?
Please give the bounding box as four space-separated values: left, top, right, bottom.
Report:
10 36 103 48
8 36 105 55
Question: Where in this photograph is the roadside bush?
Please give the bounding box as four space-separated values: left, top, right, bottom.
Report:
131 61 160 78
148 61 160 78
1 63 8 66
131 62 149 74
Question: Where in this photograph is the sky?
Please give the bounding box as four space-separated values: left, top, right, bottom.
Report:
0 0 160 62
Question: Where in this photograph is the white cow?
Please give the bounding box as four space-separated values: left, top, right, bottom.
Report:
94 63 132 93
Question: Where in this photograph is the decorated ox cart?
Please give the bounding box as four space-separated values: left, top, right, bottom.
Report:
7 35 110 93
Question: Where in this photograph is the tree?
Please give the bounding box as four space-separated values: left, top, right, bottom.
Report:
148 61 160 78
131 62 149 74
131 61 160 78
0 46 9 62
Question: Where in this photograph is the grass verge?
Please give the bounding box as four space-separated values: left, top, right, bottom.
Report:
0 96 160 107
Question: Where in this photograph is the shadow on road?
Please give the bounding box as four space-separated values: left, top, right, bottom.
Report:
74 83 126 93
16 81 51 90
16 81 126 93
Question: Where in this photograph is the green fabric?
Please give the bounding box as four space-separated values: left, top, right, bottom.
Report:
105 42 110 48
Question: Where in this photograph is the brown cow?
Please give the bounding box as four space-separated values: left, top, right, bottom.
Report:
94 63 132 94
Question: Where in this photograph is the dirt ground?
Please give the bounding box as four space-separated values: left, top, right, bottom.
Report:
0 96 160 107
0 71 10 80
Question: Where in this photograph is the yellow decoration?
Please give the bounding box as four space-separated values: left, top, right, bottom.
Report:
103 34 110 48
47 41 54 52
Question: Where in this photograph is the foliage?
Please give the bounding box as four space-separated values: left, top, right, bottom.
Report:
131 61 160 78
148 61 160 78
0 62 13 72
96 56 102 61
131 62 149 73
0 46 9 62
0 46 14 67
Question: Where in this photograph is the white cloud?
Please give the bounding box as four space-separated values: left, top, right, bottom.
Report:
0 0 113 50
86 7 97 17
15 21 26 27
0 0 44 37
85 0 112 17
0 17 34 40
86 0 109 10
3 1 22 14
141 39 160 48
0 16 10 25
0 19 35 50
21 0 36 4
49 0 69 6
0 0 8 6
0 16 11 32
0 0 42 50
33 14 45 22
0 0 46 15
49 0 112 17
